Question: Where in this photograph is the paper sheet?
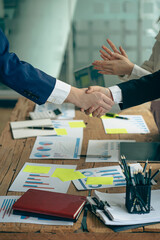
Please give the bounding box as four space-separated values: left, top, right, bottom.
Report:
73 163 142 190
101 115 150 134
10 119 57 139
0 196 73 225
29 136 82 159
9 162 76 193
52 120 84 138
85 140 136 162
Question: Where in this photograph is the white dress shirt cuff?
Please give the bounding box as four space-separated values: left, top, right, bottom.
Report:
108 86 122 104
47 79 71 104
131 64 151 78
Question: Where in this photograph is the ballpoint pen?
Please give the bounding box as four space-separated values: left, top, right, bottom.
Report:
105 113 129 120
79 154 111 158
27 126 54 130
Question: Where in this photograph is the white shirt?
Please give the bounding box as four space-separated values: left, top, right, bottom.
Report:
47 79 71 104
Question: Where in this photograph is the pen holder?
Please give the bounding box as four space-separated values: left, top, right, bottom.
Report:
125 183 151 214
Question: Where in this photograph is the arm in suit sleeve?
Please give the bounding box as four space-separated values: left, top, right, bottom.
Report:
117 70 160 110
0 29 56 104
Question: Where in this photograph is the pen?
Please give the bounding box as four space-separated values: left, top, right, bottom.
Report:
79 154 111 158
105 113 129 120
27 126 54 130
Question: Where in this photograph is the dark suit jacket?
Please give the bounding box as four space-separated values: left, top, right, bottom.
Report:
0 29 56 104
117 70 160 110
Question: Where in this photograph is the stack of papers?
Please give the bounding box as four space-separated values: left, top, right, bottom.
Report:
87 190 160 230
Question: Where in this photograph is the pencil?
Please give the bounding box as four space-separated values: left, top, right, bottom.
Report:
143 160 148 173
150 169 160 181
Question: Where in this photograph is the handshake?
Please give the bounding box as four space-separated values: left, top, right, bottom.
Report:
65 86 114 118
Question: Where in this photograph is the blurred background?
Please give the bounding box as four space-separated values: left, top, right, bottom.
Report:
0 0 160 132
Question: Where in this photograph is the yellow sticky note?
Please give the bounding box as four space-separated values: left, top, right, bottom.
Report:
106 128 128 134
51 168 74 177
69 121 86 128
23 165 51 174
86 177 113 185
55 128 67 135
51 168 86 182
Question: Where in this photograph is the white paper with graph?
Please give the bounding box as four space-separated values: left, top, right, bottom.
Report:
101 115 149 134
72 163 142 190
0 196 73 225
29 136 82 159
85 140 136 162
9 162 76 193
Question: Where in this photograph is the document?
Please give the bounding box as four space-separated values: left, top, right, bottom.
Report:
85 140 135 162
0 196 73 225
10 119 56 139
52 120 84 137
101 115 150 134
72 163 142 190
29 136 82 159
9 162 76 193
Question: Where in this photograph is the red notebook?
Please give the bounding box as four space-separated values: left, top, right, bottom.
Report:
12 189 86 221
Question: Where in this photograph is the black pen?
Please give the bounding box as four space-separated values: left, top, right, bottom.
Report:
105 113 129 120
79 154 111 158
27 126 54 130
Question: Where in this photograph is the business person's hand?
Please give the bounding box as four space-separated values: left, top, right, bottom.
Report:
65 87 114 117
99 39 128 61
92 53 134 76
94 39 134 76
84 86 114 117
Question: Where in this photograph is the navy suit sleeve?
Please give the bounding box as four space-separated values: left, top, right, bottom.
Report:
117 70 160 110
0 29 56 104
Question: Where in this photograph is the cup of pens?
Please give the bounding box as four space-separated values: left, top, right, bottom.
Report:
121 156 152 214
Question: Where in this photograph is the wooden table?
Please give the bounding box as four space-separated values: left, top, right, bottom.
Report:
0 97 160 240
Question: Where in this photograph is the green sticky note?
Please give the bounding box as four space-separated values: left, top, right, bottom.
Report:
55 128 67 135
86 177 113 185
68 121 86 128
51 168 86 182
23 165 51 174
106 128 128 134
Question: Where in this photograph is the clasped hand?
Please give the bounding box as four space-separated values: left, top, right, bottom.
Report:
81 87 113 118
